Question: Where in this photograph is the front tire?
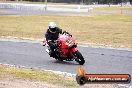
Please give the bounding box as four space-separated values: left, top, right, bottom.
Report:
74 51 85 65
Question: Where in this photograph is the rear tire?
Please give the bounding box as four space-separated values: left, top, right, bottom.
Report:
74 51 85 65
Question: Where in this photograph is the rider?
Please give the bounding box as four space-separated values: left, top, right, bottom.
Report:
44 22 62 57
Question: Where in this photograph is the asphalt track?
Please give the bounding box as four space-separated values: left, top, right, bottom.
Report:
0 8 91 16
0 40 132 75
1 8 132 16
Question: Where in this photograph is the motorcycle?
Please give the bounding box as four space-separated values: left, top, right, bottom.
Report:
43 32 85 65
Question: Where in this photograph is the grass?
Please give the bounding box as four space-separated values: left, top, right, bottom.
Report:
95 7 132 12
0 15 132 48
0 65 77 88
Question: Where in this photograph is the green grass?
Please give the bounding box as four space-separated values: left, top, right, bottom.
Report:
0 65 77 88
0 15 132 48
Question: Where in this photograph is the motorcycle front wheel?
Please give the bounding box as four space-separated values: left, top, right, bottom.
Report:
74 51 85 65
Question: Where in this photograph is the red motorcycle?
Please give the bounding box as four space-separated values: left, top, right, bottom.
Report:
43 32 85 65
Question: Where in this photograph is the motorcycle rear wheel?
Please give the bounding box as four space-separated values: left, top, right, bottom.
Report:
74 51 85 65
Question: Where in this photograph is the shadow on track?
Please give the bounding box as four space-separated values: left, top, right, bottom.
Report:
52 60 79 65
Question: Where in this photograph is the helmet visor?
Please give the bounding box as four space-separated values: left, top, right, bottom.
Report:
49 28 56 33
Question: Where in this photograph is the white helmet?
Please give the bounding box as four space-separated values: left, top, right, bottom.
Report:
49 22 57 29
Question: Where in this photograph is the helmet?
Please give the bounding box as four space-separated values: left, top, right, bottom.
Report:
49 22 57 33
49 22 57 28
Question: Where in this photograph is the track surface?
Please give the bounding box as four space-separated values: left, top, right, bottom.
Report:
0 8 91 16
0 40 132 76
0 8 132 16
